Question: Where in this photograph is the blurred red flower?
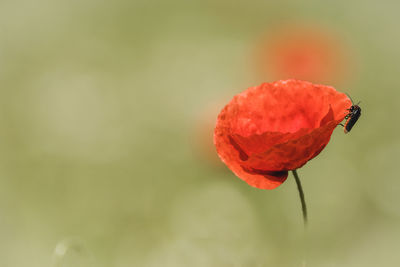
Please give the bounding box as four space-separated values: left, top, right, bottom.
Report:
255 24 351 85
214 80 351 189
191 101 226 167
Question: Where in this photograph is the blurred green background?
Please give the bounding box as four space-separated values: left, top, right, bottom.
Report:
1 0 399 266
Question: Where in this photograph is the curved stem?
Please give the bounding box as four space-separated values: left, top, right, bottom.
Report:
292 169 307 226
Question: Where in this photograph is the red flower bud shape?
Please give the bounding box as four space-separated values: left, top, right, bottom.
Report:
214 80 351 189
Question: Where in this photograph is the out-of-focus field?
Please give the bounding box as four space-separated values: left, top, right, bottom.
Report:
1 0 399 266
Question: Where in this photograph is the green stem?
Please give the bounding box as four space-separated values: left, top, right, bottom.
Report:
292 169 307 226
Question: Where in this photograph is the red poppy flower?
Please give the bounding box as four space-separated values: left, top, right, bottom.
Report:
214 80 351 189
255 24 352 85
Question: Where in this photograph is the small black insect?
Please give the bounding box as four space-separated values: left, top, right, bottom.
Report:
343 94 361 134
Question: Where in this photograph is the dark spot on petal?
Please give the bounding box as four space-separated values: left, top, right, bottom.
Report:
228 135 249 161
241 166 287 182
